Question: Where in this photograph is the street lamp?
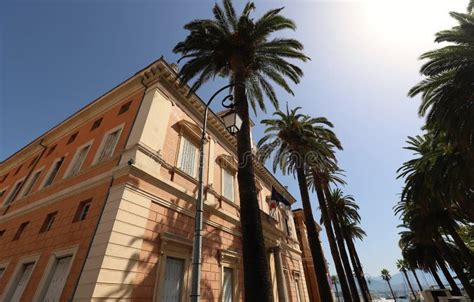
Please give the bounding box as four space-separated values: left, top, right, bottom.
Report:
190 84 241 302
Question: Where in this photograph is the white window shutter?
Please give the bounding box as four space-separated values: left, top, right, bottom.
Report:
179 137 197 177
9 262 35 302
70 146 90 176
223 169 234 201
98 130 120 162
161 257 185 302
223 267 234 302
42 256 72 302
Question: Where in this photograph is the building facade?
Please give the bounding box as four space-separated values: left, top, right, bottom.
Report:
0 58 317 301
293 209 324 302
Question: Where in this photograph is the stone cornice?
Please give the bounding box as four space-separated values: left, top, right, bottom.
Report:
2 57 296 204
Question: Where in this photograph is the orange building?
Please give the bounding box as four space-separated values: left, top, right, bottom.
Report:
293 209 327 302
0 58 317 301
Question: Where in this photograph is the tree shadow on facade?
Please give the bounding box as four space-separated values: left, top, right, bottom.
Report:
101 193 238 301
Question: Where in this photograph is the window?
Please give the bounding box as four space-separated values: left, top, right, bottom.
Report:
44 157 65 187
4 179 24 206
91 118 103 131
161 257 185 302
14 165 22 176
178 136 198 177
5 262 35 301
67 145 91 177
294 275 303 302
39 255 72 301
28 156 38 168
284 218 292 236
47 145 56 157
0 229 5 238
13 222 29 241
222 168 235 202
97 129 121 162
0 267 5 279
67 132 78 144
223 267 234 302
40 212 57 233
74 199 91 222
22 170 42 196
1 173 9 183
0 189 6 197
118 101 132 115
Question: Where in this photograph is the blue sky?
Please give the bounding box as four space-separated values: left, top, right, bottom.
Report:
0 0 467 276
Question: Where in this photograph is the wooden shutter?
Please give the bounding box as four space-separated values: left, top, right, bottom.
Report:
9 262 35 302
44 157 64 187
223 267 234 302
42 256 72 302
4 180 24 205
223 169 234 201
98 130 120 162
23 171 41 196
69 145 90 176
161 257 185 302
179 137 197 177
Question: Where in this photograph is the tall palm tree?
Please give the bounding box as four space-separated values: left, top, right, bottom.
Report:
174 1 308 300
340 219 372 301
381 269 396 300
408 7 474 160
326 189 362 301
434 254 462 295
327 188 371 301
396 259 416 298
258 107 341 301
408 5 474 222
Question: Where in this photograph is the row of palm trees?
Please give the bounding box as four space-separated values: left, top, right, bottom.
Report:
394 1 474 300
258 107 371 301
174 0 370 300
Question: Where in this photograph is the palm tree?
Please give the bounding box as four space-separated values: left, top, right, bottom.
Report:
381 269 396 300
173 1 308 300
340 219 372 301
327 188 371 301
258 107 341 301
395 134 474 298
396 259 416 298
408 7 474 160
408 5 474 221
326 188 362 301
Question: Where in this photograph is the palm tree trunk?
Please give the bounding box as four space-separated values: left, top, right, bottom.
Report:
234 77 273 302
386 280 396 300
295 165 333 301
351 241 372 300
444 221 474 262
346 236 372 301
410 268 423 292
402 270 416 298
435 237 474 298
312 173 352 302
323 183 360 302
435 254 461 296
429 266 445 289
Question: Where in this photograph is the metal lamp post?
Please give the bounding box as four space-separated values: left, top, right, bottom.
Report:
190 84 242 302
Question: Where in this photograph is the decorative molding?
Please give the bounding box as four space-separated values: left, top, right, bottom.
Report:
177 120 203 143
216 154 238 172
218 249 241 265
